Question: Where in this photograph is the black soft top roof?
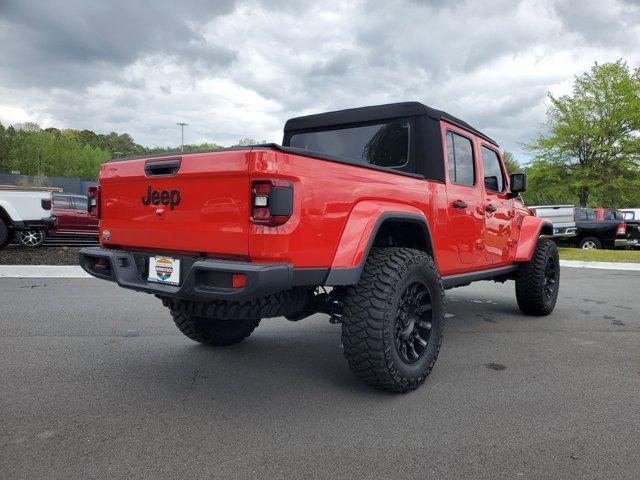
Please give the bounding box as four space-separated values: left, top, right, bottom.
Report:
284 101 497 146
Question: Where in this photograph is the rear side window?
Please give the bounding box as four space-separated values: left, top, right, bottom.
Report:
481 146 505 192
446 131 475 186
288 122 409 168
53 195 73 209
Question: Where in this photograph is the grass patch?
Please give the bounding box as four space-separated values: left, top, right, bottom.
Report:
558 247 640 263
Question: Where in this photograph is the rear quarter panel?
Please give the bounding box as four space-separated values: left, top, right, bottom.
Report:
247 149 460 274
574 220 620 248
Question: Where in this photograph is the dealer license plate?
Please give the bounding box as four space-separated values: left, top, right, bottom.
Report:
148 256 181 285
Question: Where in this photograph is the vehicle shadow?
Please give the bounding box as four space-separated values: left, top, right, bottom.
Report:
103 294 537 407
117 320 395 408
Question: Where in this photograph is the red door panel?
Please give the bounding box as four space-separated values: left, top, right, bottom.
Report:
479 144 511 264
71 197 98 233
52 208 75 234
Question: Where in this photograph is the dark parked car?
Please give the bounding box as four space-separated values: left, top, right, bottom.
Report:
556 207 629 249
49 194 98 237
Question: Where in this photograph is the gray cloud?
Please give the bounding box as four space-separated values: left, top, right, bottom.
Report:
0 0 639 159
553 0 640 47
0 0 238 88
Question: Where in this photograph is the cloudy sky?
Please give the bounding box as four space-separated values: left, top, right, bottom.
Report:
0 0 639 160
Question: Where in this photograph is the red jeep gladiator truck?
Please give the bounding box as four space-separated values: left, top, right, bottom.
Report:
80 102 558 393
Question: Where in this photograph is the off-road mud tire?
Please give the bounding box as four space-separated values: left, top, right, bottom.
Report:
515 238 560 315
170 311 260 346
341 247 445 393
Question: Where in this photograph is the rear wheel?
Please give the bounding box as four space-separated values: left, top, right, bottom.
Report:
579 236 601 250
515 238 560 315
341 247 445 393
0 219 12 249
170 310 260 346
17 228 46 248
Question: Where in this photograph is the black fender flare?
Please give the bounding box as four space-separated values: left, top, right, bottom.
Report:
325 212 435 285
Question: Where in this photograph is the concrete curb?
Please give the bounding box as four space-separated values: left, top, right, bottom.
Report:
0 265 92 278
559 260 640 271
0 260 638 278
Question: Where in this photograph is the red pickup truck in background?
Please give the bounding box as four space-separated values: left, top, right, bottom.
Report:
49 193 99 238
80 102 558 392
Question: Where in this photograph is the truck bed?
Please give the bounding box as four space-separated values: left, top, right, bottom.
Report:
97 145 434 269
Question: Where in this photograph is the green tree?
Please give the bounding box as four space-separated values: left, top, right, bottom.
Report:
0 123 11 172
526 60 640 207
1 124 111 180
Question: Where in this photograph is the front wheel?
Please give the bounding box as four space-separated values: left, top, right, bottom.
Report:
515 238 560 315
17 228 46 248
170 310 260 346
341 247 445 393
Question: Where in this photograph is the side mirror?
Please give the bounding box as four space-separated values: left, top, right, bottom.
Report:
484 175 499 191
508 173 527 198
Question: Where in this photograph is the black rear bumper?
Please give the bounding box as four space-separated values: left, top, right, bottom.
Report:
79 247 299 301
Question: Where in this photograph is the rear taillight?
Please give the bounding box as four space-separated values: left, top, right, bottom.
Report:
88 186 101 218
616 222 626 235
250 180 293 227
41 198 51 210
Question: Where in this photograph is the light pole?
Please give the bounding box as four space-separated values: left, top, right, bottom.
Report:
177 122 188 152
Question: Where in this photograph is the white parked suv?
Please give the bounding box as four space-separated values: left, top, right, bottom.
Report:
0 187 56 248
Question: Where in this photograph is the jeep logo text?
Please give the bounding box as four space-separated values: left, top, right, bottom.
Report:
141 185 181 210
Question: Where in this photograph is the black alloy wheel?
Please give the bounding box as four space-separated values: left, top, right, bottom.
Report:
395 281 433 364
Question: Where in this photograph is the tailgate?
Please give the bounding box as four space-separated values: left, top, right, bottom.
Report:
531 205 574 224
99 150 251 256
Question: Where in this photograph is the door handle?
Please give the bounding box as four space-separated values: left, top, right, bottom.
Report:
485 204 497 213
452 200 468 209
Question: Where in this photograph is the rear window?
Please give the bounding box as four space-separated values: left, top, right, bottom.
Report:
288 122 409 168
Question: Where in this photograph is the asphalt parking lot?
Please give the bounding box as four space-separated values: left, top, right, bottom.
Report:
1 267 639 480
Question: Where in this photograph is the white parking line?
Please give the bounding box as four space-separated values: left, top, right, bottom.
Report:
0 265 92 278
0 260 638 278
560 260 640 271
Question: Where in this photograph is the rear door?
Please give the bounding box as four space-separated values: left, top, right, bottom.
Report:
443 125 485 266
479 144 511 264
